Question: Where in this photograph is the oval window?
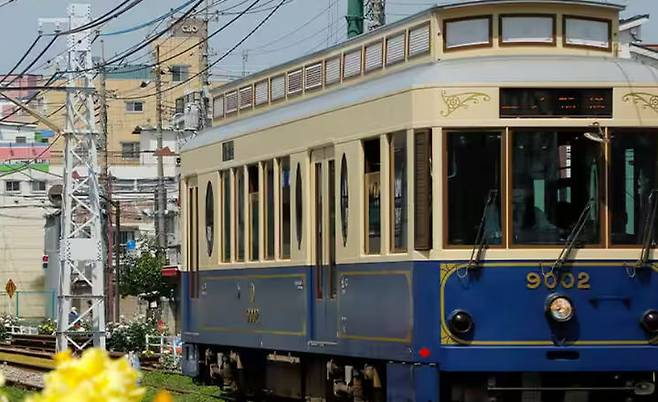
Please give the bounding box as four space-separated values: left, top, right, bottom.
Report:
295 163 303 249
340 154 349 246
205 181 214 257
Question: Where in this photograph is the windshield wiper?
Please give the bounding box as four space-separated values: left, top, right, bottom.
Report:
464 189 498 271
635 189 658 269
549 200 594 275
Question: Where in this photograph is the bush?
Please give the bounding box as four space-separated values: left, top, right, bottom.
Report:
106 315 163 353
38 318 56 335
0 314 20 341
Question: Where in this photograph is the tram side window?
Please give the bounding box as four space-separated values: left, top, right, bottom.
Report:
248 165 259 261
610 132 658 245
390 132 407 252
236 168 245 262
280 157 291 259
264 161 275 259
414 130 432 250
221 170 231 262
446 132 502 245
363 138 381 254
512 130 602 245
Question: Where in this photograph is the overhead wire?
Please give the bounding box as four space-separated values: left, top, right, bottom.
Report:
116 0 290 101
107 0 263 78
0 35 44 86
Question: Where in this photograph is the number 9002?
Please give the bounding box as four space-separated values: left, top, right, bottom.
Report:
526 272 591 290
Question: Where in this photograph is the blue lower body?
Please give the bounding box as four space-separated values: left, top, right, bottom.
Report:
180 260 658 400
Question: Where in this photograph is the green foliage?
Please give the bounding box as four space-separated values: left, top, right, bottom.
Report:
37 318 56 335
106 315 162 353
0 314 21 341
119 238 174 300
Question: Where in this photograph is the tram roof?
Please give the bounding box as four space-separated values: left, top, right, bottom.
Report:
433 0 625 10
184 55 657 152
209 0 625 100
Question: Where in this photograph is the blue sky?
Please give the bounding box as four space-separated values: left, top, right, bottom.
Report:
0 0 656 77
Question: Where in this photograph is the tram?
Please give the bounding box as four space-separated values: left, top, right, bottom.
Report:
179 0 658 400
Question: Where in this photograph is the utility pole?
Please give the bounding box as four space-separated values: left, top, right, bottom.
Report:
155 46 167 251
199 0 210 129
98 39 114 322
41 3 106 352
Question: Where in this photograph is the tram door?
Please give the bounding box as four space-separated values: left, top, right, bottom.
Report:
311 146 338 342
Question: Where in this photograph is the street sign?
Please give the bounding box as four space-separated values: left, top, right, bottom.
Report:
127 239 137 250
5 279 16 299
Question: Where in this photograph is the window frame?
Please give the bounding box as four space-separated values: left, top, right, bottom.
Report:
498 14 557 47
407 21 432 58
5 180 20 193
125 101 144 113
389 132 408 253
31 180 46 193
607 128 658 249
363 137 382 255
442 129 507 250
508 128 606 249
562 15 612 52
443 15 493 52
171 65 190 82
121 142 140 159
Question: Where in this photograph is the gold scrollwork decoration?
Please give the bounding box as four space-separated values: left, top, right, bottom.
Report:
440 90 491 117
245 308 260 324
623 92 658 114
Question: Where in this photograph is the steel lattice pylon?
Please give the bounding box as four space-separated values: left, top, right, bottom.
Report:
55 3 105 352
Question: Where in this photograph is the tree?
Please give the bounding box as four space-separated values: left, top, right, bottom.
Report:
119 238 174 301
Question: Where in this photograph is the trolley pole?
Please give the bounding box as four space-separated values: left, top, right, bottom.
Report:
155 46 167 251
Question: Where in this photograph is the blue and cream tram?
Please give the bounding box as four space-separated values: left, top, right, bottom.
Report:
179 0 658 400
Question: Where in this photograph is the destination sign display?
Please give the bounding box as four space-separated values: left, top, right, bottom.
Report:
500 88 612 118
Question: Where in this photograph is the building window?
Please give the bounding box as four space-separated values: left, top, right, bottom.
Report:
121 142 140 159
564 16 611 50
171 65 189 82
15 136 26 144
364 138 381 254
280 157 291 258
221 171 231 262
340 154 349 247
5 181 20 192
205 181 214 257
119 230 136 245
500 15 555 45
125 101 144 112
175 98 185 114
444 16 492 50
390 132 407 252
264 161 275 259
32 180 46 193
248 165 259 261
512 130 602 245
446 132 502 245
295 163 303 249
235 168 245 262
610 131 658 245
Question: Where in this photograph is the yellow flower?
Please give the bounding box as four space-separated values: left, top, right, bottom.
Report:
26 348 145 402
153 391 173 402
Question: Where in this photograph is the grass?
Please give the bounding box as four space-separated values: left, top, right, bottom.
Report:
4 371 223 402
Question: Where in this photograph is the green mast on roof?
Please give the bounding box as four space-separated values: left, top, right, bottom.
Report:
346 0 364 38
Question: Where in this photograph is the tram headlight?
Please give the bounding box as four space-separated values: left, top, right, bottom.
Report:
448 310 474 334
545 294 575 323
641 310 658 334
